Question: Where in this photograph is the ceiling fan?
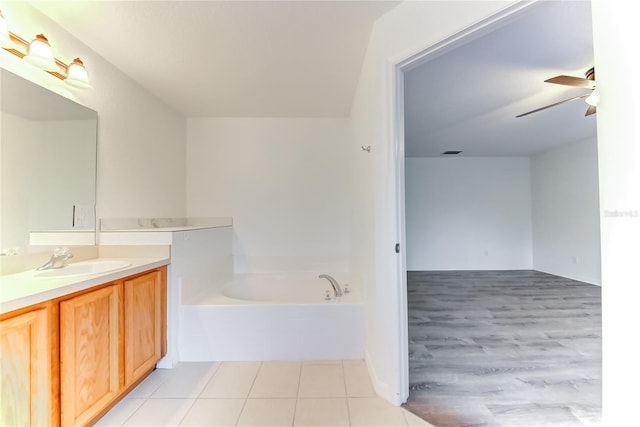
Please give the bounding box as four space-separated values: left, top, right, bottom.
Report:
516 67 597 118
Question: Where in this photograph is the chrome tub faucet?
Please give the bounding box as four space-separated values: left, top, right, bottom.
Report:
319 274 343 297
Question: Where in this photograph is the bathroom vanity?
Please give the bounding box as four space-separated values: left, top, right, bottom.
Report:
0 260 168 426
1 57 170 426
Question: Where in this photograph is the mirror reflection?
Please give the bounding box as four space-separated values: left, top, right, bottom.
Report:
1 68 97 254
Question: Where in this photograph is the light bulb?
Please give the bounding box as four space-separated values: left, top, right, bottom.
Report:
585 90 599 107
65 57 92 89
24 34 58 71
0 10 12 47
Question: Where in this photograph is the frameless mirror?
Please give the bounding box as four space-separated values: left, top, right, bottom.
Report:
1 68 97 254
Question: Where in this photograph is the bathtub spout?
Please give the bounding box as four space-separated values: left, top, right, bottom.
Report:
319 274 343 297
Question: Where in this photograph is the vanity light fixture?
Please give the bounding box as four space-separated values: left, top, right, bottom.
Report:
0 9 92 88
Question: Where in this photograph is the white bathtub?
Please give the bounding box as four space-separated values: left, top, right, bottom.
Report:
179 273 365 361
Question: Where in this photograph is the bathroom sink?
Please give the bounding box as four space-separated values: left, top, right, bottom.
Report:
34 260 132 279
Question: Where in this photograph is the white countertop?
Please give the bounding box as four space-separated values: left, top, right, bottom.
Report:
0 257 170 315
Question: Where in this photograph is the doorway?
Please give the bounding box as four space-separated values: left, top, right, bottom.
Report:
393 1 601 424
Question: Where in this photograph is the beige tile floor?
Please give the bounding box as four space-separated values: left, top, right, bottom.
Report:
96 360 433 427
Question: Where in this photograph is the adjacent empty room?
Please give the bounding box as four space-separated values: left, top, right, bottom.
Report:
401 2 601 425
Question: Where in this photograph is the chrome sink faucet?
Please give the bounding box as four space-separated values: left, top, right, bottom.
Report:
36 247 74 271
319 274 343 297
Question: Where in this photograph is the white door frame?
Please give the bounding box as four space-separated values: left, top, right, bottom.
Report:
388 0 541 403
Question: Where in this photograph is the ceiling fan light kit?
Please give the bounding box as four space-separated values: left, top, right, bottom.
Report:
585 90 599 107
517 67 597 118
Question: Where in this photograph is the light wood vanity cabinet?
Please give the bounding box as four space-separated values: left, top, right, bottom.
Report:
0 265 167 427
0 303 57 427
124 270 163 386
60 284 122 426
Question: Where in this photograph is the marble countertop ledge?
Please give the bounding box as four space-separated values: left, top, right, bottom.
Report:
100 217 232 231
0 257 170 315
98 218 232 245
102 225 225 232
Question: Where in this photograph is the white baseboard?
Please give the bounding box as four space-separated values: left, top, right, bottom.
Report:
534 268 601 286
364 350 404 406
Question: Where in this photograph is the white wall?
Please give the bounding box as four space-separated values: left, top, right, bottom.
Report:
350 0 518 404
1 2 186 230
592 1 640 423
405 157 532 270
531 138 601 285
186 118 351 274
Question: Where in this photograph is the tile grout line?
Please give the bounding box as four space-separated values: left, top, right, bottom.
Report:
117 397 145 427
117 366 173 426
233 398 248 427
341 360 353 426
195 361 222 399
169 362 220 426
245 360 263 399
234 360 263 426
175 398 198 426
292 360 304 427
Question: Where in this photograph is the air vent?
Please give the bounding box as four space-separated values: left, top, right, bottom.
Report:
442 150 462 155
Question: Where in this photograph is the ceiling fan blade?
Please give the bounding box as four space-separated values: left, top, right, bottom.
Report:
545 75 596 89
585 104 597 116
516 93 590 118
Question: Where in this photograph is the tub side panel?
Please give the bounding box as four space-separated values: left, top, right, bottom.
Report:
179 304 365 361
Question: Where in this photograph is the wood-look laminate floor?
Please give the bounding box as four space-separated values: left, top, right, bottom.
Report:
403 270 601 427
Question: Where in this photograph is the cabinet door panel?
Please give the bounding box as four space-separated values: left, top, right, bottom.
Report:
60 285 120 426
0 308 49 426
124 271 161 385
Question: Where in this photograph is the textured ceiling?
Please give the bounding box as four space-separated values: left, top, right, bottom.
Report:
31 0 400 117
29 1 595 157
404 1 596 157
